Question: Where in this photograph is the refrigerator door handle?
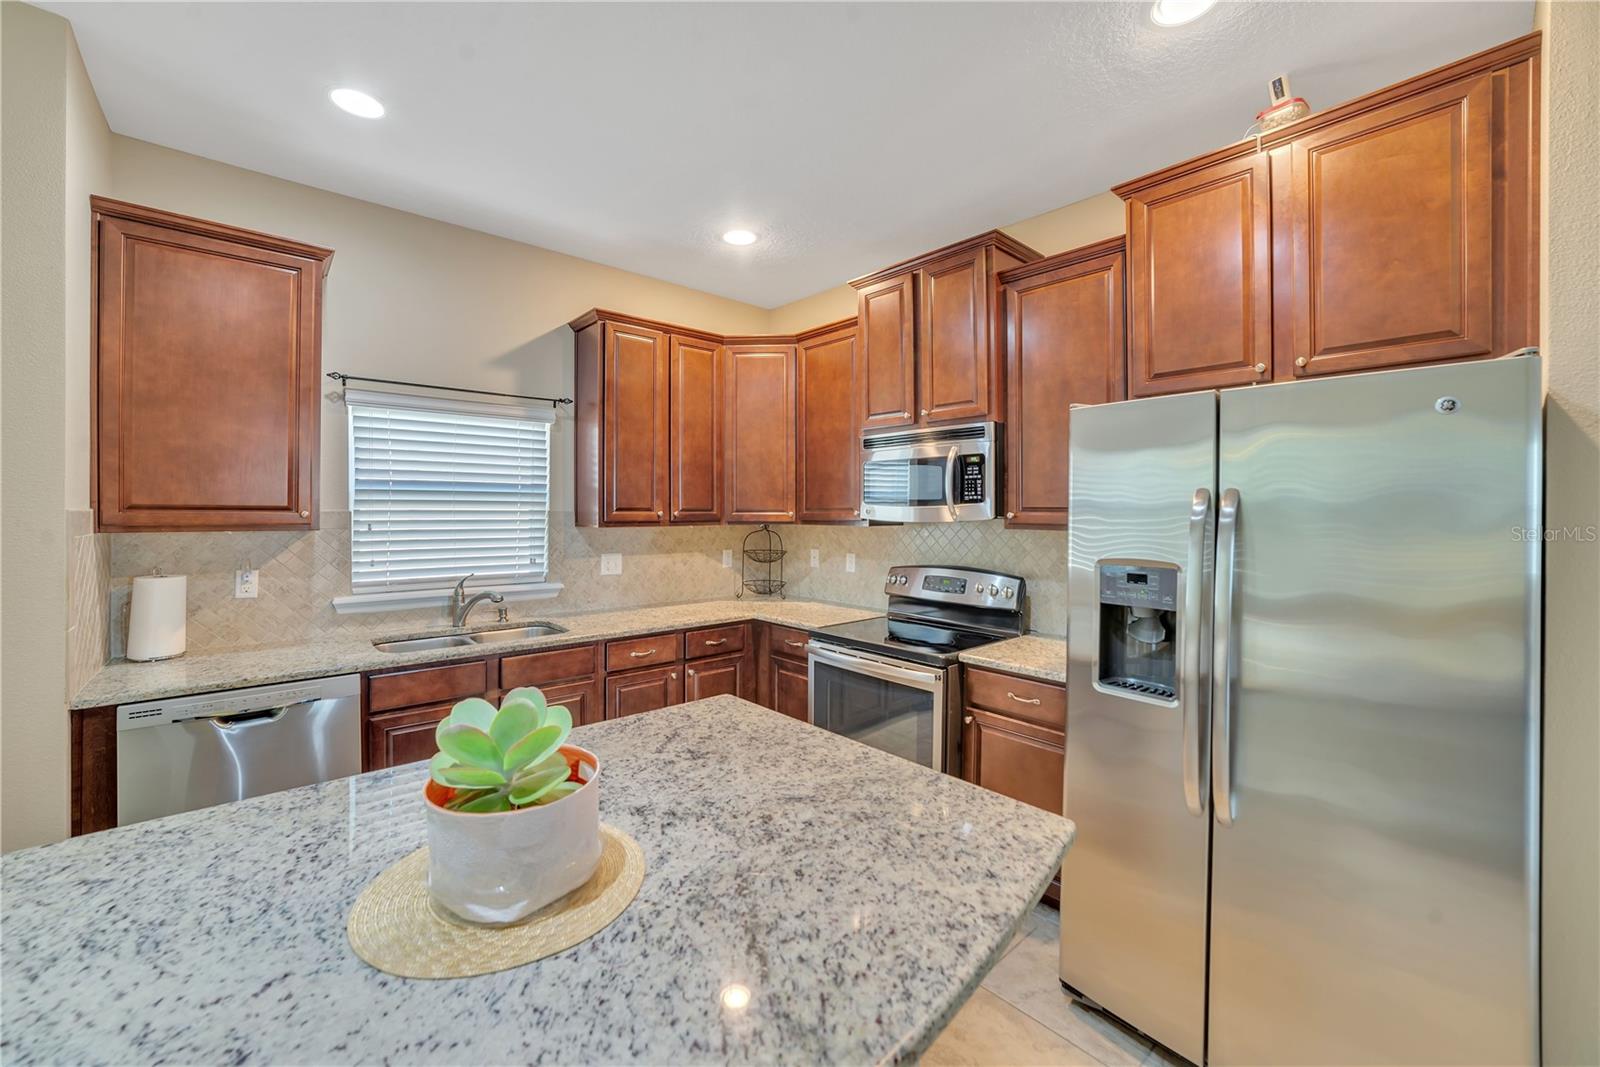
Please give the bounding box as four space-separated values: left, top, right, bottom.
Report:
1211 487 1240 825
1181 487 1212 816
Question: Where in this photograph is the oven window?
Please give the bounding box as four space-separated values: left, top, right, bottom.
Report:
862 459 948 507
810 658 934 767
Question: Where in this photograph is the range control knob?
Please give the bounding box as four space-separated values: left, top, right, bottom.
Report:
1002 586 1015 599
987 584 1000 596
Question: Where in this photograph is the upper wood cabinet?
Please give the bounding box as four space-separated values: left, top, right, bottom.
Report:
850 231 1039 429
91 198 332 532
669 333 723 523
572 311 688 526
1115 33 1539 398
1000 238 1128 529
723 342 797 523
795 321 861 523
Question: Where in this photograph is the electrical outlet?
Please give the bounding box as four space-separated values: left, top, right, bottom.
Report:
722 549 733 568
845 553 856 573
810 548 820 569
234 568 259 599
600 553 623 576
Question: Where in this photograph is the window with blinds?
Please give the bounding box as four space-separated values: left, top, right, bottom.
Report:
345 388 553 591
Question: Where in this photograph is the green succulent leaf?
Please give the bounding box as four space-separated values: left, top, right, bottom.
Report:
541 703 573 735
503 722 565 774
534 780 583 805
433 762 508 789
428 751 456 778
508 760 571 806
501 687 548 716
436 723 503 771
490 699 541 755
445 697 497 733
453 790 514 813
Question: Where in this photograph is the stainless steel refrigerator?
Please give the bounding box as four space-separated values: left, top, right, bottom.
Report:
1060 354 1542 1067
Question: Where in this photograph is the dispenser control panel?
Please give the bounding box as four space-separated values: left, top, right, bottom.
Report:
1098 563 1178 610
956 454 986 504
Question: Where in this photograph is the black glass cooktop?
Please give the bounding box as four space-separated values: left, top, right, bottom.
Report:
809 615 1001 668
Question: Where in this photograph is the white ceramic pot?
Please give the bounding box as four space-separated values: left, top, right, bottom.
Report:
424 745 601 925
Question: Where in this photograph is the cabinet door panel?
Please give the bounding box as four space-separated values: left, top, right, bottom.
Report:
1281 74 1496 377
796 325 861 522
605 665 682 719
604 322 669 523
724 344 797 523
857 273 917 429
366 702 455 771
1003 245 1127 528
94 209 326 531
540 677 605 728
684 651 750 702
1127 153 1273 397
772 656 810 723
669 334 722 523
919 248 991 424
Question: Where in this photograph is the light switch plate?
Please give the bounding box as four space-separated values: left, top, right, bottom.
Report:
809 549 820 569
845 553 856 573
234 569 259 599
722 549 733 568
600 553 623 576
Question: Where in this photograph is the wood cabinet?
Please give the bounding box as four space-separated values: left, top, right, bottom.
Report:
91 198 332 532
368 660 491 714
961 667 1067 904
606 663 683 718
1000 238 1128 528
684 651 753 701
723 342 798 523
365 659 497 771
500 645 603 726
1116 34 1539 397
572 311 672 526
761 623 812 723
850 231 1039 429
367 702 459 771
795 321 862 523
669 333 723 523
605 632 683 672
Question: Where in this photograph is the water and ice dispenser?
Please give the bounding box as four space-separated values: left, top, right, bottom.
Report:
1096 562 1179 702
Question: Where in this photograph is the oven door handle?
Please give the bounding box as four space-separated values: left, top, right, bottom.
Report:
805 643 941 691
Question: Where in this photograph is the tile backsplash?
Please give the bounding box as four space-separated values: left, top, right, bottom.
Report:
82 512 1066 668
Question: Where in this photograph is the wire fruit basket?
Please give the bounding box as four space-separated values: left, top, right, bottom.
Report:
738 525 786 599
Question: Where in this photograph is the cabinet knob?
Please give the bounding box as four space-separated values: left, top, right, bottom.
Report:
670 672 678 680
1253 363 1267 374
1295 356 1308 368
963 715 974 725
656 509 663 518
299 510 310 518
1005 511 1015 520
921 408 929 417
687 669 696 677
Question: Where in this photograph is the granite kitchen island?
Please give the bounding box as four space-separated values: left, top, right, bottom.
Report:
0 697 1074 1065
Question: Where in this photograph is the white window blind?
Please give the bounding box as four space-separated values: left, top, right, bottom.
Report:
345 388 553 592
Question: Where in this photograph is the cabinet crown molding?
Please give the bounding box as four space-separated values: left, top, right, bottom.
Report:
1112 30 1541 200
90 195 335 274
848 229 1042 290
997 236 1127 285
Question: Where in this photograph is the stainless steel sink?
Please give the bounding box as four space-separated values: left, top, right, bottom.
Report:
465 623 567 644
372 622 567 654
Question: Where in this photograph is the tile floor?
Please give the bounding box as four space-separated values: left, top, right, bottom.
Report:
924 904 1190 1067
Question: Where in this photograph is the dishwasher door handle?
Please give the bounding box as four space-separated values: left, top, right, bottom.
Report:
208 705 293 729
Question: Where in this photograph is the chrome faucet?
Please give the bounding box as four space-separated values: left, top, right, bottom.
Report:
451 574 504 628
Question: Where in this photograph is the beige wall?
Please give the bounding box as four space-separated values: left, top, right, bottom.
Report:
1 2 110 851
1534 2 1600 1064
766 190 1129 334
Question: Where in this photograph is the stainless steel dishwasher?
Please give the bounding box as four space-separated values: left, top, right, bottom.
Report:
116 674 362 826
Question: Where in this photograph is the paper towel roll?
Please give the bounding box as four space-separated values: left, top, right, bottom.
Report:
127 574 187 662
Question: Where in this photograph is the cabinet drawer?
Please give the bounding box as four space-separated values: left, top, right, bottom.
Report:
685 624 746 660
768 624 812 660
500 644 598 689
368 659 490 713
964 668 1066 731
605 632 683 672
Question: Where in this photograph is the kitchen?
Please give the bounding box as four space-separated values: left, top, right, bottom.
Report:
2 2 1597 1066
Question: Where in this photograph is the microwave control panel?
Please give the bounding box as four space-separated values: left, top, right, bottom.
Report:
957 454 986 504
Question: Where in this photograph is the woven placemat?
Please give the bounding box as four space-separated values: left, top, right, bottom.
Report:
347 823 644 979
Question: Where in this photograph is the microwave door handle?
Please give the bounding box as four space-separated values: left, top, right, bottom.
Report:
945 445 959 514
1211 488 1240 826
1181 488 1212 817
806 643 940 691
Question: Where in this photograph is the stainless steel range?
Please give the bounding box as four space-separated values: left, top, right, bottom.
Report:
806 565 1025 773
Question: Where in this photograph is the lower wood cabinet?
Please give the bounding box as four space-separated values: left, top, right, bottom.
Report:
367 702 458 771
606 663 683 718
539 677 605 728
771 655 810 722
684 650 752 701
961 667 1067 904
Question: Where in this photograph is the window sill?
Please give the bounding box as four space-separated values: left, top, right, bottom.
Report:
331 581 565 615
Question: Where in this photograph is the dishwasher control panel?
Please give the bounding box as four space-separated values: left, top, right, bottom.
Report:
117 674 361 729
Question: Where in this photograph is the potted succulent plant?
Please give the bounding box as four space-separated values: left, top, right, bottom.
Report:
423 686 601 925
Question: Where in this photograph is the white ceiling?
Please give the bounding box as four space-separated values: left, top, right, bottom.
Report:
50 1 1533 308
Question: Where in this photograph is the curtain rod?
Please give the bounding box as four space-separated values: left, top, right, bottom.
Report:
327 372 572 408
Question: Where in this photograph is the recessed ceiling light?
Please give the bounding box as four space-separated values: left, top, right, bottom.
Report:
330 88 385 119
1150 0 1216 27
721 229 758 246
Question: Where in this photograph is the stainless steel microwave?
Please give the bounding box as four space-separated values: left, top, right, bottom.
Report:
859 421 999 523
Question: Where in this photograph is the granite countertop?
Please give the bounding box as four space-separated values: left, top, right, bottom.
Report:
1 697 1075 1066
70 598 884 709
958 635 1068 684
